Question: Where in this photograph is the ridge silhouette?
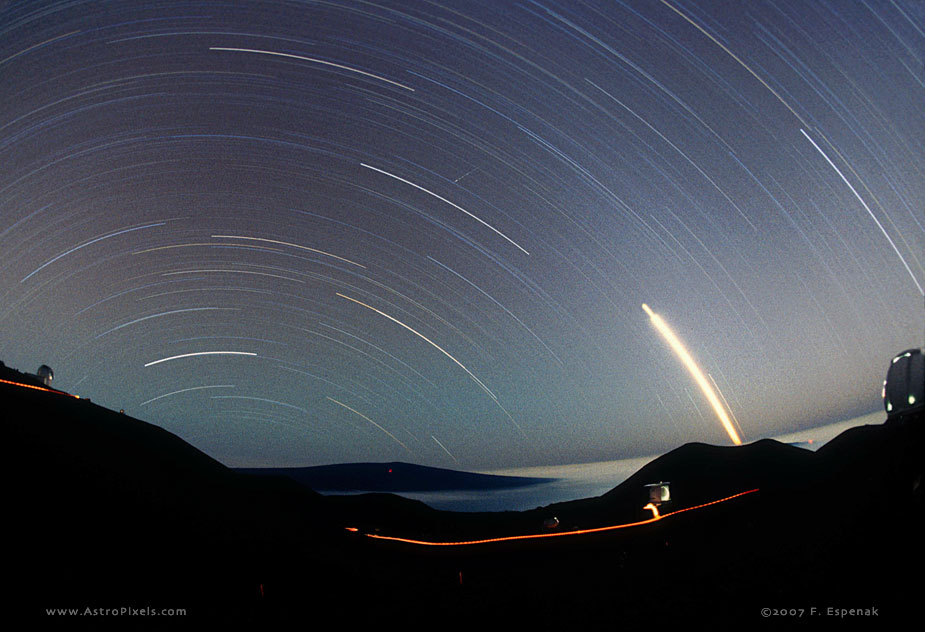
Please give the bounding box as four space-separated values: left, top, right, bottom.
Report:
4 368 921 626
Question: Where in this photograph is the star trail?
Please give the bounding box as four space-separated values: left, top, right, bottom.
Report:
1 1 921 469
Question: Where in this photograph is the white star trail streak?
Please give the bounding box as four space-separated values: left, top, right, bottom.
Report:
144 352 258 367
360 163 530 255
210 235 367 268
1 0 919 469
139 384 235 406
20 223 165 282
337 292 527 438
208 47 415 92
800 128 924 296
336 292 497 400
430 434 459 464
658 0 810 128
326 396 412 453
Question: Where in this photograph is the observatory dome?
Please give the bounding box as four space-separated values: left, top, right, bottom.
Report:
36 365 54 386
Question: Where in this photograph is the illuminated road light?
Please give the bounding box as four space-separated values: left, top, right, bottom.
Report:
0 378 80 398
642 304 743 445
365 489 759 546
643 503 660 518
910 395 917 405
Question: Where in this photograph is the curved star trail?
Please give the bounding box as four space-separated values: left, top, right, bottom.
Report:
1 1 921 469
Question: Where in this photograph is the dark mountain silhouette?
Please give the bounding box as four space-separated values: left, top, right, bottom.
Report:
1 360 67 391
237 461 556 492
4 366 922 627
3 375 358 624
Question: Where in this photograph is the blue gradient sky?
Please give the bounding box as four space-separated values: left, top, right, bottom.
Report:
1 1 921 469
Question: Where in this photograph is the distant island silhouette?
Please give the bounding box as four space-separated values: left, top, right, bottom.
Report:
236 461 558 492
4 362 921 627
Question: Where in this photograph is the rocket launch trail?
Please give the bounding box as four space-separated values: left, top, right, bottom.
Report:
642 304 743 445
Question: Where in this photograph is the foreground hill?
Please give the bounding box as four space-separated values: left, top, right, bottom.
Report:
4 371 922 627
3 377 363 621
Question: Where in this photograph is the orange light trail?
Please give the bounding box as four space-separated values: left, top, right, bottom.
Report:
0 378 80 398
364 488 758 546
642 303 742 445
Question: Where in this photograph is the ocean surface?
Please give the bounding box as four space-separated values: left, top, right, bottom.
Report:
334 413 883 512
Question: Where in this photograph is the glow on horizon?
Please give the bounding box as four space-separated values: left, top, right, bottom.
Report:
642 303 743 445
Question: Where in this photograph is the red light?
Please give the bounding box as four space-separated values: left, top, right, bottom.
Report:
0 378 79 398
364 489 760 547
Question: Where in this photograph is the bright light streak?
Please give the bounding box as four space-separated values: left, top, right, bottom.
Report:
326 396 411 453
0 378 80 398
209 47 415 91
708 372 746 443
132 242 252 255
144 351 257 367
642 304 743 445
643 502 660 518
211 235 366 268
660 0 808 128
336 294 528 438
95 307 238 339
360 163 530 255
212 395 308 414
21 222 165 282
140 384 234 406
431 434 459 464
336 293 497 400
162 269 304 283
800 128 923 296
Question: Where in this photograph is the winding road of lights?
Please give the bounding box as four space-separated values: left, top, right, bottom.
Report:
0 378 81 398
362 488 759 546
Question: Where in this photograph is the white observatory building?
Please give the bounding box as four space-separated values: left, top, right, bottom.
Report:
35 365 54 387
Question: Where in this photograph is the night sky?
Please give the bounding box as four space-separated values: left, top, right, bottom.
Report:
1 1 921 470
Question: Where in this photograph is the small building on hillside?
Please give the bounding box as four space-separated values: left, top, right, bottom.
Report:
36 365 54 387
645 482 670 506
